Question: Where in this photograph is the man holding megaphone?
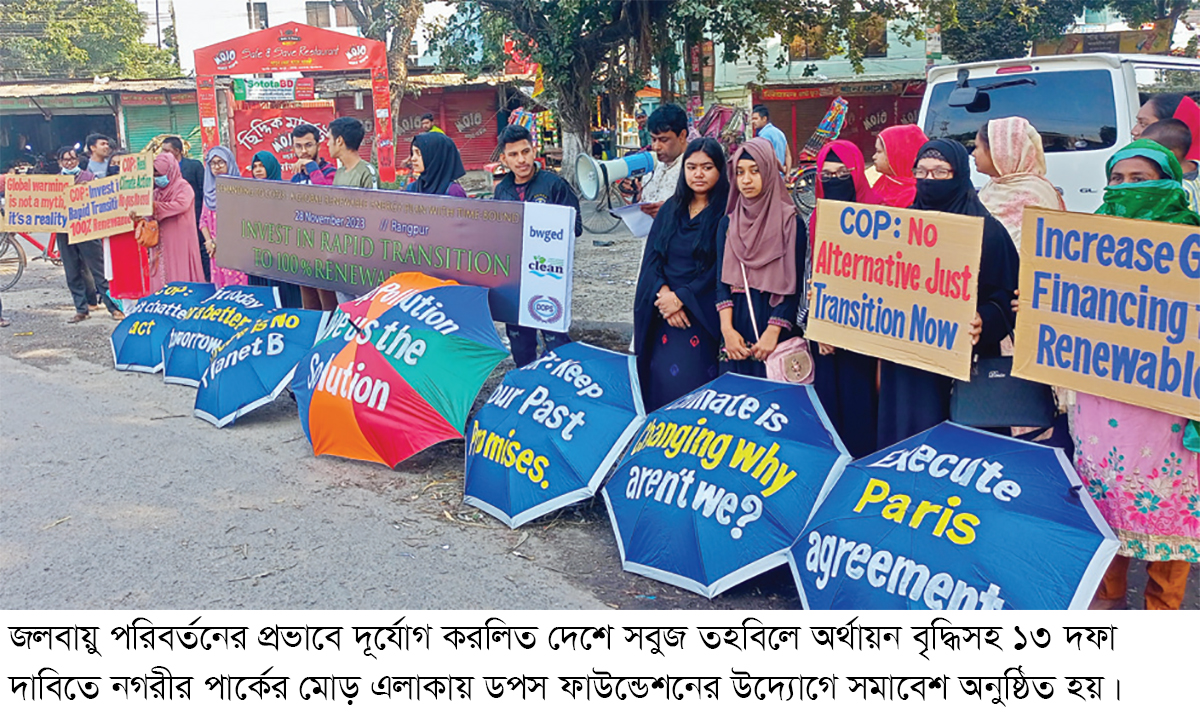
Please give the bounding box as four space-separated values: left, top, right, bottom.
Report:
637 104 689 220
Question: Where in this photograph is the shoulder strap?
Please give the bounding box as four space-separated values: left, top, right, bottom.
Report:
740 261 761 342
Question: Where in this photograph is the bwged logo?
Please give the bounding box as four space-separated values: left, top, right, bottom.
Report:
528 226 563 242
528 255 564 280
528 295 563 324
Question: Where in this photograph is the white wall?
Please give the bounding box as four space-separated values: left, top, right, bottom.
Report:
167 0 453 74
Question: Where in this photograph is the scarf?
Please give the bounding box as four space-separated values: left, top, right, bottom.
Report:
410 132 466 195
153 152 191 208
1095 139 1200 226
977 117 1066 249
202 146 240 211
722 137 798 306
1172 95 1200 163
874 124 927 208
253 150 282 181
815 140 881 204
911 139 991 217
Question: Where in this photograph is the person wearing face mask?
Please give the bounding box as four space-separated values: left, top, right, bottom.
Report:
633 138 729 411
806 140 882 458
54 146 124 322
876 139 1019 446
714 138 808 378
1069 139 1200 610
135 153 205 292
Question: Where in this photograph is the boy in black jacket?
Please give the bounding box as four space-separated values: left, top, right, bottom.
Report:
492 125 582 366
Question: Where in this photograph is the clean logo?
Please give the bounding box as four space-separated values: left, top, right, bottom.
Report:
528 295 563 324
528 255 564 280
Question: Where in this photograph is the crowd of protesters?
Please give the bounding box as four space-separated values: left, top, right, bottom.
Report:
6 93 1196 610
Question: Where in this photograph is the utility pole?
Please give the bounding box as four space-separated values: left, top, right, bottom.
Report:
155 0 162 49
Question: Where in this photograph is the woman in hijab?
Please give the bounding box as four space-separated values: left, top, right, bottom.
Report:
199 146 248 289
408 133 468 197
243 150 303 308
1073 139 1200 610
145 153 206 292
876 139 1019 446
975 117 1065 249
872 124 927 209
807 140 881 458
634 138 728 411
714 137 807 378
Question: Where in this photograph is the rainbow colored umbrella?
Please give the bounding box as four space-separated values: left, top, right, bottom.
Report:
290 273 509 467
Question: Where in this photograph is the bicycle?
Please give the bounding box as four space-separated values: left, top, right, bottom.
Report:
0 232 26 292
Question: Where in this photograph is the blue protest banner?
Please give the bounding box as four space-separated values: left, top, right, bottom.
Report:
464 342 645 528
162 285 280 387
603 373 850 598
790 422 1118 610
110 282 215 373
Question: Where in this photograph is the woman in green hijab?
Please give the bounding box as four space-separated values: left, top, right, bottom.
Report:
1076 139 1200 610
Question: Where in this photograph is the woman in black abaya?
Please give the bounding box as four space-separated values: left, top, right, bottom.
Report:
876 139 1019 445
633 138 728 411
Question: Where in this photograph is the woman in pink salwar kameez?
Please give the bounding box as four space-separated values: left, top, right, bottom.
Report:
147 153 205 292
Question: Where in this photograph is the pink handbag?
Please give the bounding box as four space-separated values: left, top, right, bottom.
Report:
740 262 814 385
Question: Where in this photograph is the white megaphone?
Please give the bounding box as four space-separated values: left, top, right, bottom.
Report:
575 152 658 201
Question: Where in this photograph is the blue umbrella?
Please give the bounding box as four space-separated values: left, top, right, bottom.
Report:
162 285 279 387
602 373 850 598
110 282 215 373
464 342 646 528
193 308 330 427
789 422 1118 610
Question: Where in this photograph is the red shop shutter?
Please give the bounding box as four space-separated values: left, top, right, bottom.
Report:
441 89 498 170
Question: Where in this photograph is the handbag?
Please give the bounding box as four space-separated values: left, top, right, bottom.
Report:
135 217 159 248
950 302 1054 429
739 262 814 385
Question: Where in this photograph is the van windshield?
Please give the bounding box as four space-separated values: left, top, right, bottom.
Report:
924 69 1118 152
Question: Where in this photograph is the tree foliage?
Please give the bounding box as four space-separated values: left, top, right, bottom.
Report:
1106 0 1196 26
333 0 425 89
0 0 179 80
941 0 1086 63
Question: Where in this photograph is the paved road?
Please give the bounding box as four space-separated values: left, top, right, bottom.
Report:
1 252 1195 611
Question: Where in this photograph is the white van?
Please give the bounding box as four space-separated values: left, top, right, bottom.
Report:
919 53 1200 213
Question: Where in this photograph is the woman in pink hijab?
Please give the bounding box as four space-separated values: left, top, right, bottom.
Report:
872 124 927 208
975 116 1065 250
147 152 205 291
714 138 807 378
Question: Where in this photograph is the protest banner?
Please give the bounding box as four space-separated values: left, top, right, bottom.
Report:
215 176 576 331
806 199 983 381
66 152 154 244
1 173 74 231
233 106 335 180
1013 208 1200 421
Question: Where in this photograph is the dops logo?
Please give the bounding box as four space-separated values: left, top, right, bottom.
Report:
528 296 563 324
214 49 238 71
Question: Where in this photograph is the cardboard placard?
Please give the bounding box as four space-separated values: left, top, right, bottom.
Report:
66 153 154 244
1013 208 1200 421
805 200 984 381
1 174 74 231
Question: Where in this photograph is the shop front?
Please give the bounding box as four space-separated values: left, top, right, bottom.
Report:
755 77 925 165
0 94 116 172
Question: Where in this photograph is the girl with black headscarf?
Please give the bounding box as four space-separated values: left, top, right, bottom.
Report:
408 133 468 197
245 150 304 308
633 138 728 410
876 138 1019 445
